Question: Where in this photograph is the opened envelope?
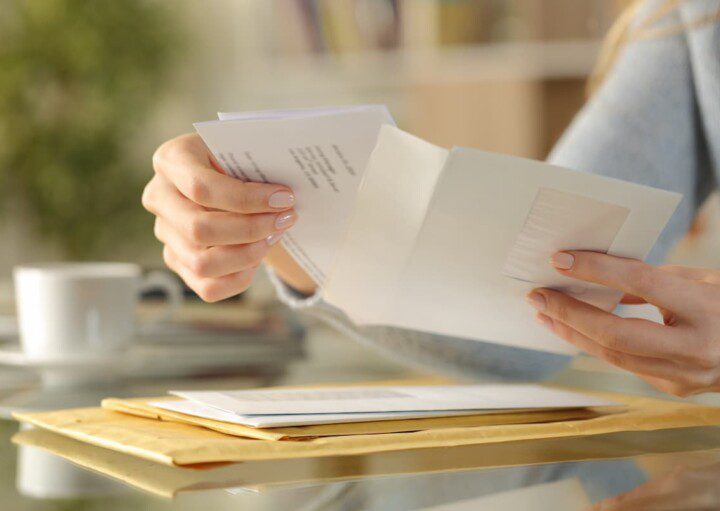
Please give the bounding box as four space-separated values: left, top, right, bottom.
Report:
196 107 681 354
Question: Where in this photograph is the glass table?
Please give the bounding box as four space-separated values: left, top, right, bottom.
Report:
2 304 720 511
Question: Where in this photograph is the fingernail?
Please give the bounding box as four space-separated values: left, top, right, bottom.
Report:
535 313 554 330
268 191 295 209
551 252 575 270
266 233 283 246
275 211 297 230
526 292 547 311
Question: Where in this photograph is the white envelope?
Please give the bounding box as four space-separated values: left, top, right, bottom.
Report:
171 384 618 416
149 399 493 428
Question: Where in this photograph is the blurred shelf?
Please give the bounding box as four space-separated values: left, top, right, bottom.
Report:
236 40 602 99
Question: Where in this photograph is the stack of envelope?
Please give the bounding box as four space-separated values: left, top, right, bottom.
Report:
12 380 720 468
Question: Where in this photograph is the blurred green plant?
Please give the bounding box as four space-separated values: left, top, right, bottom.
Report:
0 0 180 258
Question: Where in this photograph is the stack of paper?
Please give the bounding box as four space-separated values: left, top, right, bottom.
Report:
147 384 619 428
195 106 682 354
14 380 720 466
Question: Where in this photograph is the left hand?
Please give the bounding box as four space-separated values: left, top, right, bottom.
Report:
526 251 720 396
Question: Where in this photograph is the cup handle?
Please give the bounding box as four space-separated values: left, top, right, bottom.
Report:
137 271 183 332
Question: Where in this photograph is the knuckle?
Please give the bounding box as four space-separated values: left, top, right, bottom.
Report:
243 217 264 241
152 138 181 172
235 187 252 213
187 212 213 244
141 182 155 211
185 176 210 205
577 252 600 272
598 327 623 351
550 299 570 323
188 251 213 278
151 144 168 172
153 219 163 241
628 263 656 295
693 346 720 370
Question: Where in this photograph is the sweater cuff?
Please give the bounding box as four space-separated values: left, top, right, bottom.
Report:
264 265 324 309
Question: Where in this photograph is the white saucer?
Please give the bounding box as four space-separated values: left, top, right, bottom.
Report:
0 372 285 419
0 347 120 369
0 334 304 378
1 386 120 417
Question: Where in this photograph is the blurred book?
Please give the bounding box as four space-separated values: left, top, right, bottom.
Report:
272 0 399 55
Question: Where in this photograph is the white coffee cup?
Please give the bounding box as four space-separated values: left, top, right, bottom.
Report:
13 262 182 361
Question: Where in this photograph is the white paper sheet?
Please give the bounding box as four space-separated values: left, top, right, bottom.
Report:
325 126 682 354
149 399 493 428
170 384 618 416
324 126 448 322
194 106 394 284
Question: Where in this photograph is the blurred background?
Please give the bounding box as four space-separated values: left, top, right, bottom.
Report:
2 1 720 508
1 0 717 296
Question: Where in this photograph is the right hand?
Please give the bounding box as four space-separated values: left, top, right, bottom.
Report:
142 133 299 302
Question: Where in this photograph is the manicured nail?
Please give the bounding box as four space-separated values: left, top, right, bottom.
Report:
526 292 547 312
268 191 295 209
266 233 283 246
551 252 575 270
275 211 297 229
535 313 554 330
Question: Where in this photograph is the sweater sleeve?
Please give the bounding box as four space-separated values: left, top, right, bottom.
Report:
549 0 715 263
268 0 714 380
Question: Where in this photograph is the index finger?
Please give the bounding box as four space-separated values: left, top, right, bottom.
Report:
153 134 295 214
551 251 699 313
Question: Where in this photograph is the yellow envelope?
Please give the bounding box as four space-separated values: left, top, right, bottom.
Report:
101 396 603 441
15 424 720 498
13 387 720 466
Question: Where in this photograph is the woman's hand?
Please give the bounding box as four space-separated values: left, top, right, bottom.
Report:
588 462 720 510
142 133 308 302
526 251 720 396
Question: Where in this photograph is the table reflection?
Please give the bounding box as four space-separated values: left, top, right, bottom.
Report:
11 424 720 510
590 460 720 511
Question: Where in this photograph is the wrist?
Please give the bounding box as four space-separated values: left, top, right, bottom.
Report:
265 244 318 295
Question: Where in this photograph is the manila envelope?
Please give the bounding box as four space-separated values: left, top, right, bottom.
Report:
13 387 720 467
14 425 720 499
